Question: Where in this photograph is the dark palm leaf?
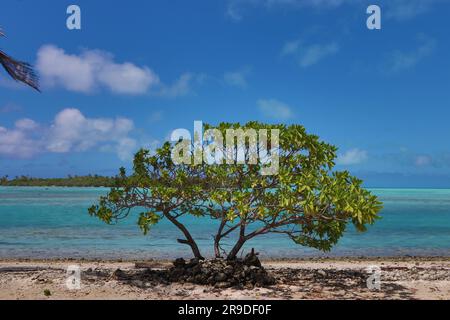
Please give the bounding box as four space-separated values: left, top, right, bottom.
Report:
0 29 40 91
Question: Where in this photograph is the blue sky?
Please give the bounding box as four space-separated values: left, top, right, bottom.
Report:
1 0 450 187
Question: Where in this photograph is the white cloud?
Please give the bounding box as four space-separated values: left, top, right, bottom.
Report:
96 61 158 95
0 109 137 161
379 150 450 170
386 34 435 73
386 0 438 21
337 148 368 165
36 45 204 97
299 42 339 67
15 119 38 131
224 68 250 88
258 99 294 120
282 39 339 67
227 3 243 21
36 45 160 95
0 124 39 158
281 40 301 56
116 138 138 162
47 108 134 155
158 72 205 98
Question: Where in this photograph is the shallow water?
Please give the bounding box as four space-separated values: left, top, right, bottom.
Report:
0 187 449 259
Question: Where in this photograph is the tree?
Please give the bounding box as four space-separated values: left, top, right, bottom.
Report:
0 28 39 91
0 175 116 187
0 175 8 185
89 122 382 261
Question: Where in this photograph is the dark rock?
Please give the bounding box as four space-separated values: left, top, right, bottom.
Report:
243 248 262 268
215 273 227 282
165 253 276 289
173 258 186 268
112 269 129 280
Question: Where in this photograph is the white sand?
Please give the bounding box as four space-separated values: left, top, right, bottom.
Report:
0 258 448 300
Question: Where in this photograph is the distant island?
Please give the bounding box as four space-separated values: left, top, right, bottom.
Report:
0 175 116 187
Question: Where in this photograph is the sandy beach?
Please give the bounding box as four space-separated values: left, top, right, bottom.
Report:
0 257 448 300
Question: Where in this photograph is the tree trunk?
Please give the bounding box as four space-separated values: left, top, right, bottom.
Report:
214 236 221 258
164 211 204 260
227 220 247 260
214 220 227 258
227 237 246 260
177 238 204 260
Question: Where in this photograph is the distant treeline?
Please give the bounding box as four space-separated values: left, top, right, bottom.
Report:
0 175 116 187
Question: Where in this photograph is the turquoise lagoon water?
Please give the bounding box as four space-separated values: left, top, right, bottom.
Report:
0 187 449 259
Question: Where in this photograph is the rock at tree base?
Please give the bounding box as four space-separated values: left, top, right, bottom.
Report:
243 248 262 268
173 258 186 268
167 253 276 288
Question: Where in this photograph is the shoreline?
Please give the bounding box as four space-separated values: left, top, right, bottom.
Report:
1 257 448 300
1 255 449 263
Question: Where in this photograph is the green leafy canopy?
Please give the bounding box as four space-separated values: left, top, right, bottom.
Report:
89 122 383 259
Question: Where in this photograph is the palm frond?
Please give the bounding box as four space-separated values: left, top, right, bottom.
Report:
0 28 40 91
0 50 40 91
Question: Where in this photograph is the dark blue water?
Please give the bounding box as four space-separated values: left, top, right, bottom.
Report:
0 187 449 259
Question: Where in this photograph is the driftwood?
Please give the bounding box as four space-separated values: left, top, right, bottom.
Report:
0 266 64 273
